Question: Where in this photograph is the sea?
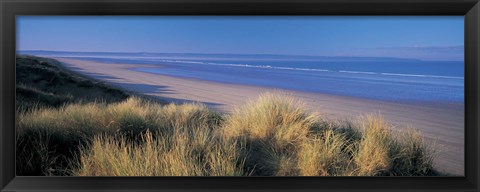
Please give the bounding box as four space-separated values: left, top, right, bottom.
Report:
19 51 465 104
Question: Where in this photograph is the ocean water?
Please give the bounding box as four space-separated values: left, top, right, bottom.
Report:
135 59 464 103
23 52 464 103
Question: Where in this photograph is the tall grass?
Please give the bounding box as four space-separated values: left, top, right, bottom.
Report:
353 115 437 176
220 93 316 175
222 93 315 145
71 100 243 176
74 131 243 176
17 97 243 176
297 129 352 176
17 93 438 176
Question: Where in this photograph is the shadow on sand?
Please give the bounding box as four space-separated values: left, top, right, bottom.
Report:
62 63 225 110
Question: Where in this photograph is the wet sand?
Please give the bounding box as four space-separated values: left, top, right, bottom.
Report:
54 57 465 176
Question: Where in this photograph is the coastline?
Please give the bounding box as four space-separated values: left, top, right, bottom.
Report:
53 57 465 176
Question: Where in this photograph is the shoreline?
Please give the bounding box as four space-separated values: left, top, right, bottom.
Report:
131 66 465 110
53 57 465 176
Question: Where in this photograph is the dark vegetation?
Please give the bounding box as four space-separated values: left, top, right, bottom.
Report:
16 55 129 111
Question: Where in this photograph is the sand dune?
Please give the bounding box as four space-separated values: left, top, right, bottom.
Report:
54 57 464 176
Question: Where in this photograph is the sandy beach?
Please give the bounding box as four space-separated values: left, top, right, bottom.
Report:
54 57 465 176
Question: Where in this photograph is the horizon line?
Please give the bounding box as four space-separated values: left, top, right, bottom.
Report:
16 49 465 62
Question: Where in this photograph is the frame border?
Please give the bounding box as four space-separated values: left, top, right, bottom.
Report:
1 0 479 192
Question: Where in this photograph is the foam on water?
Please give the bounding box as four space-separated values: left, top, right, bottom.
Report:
152 59 463 80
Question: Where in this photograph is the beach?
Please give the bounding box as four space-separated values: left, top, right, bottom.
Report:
54 57 465 176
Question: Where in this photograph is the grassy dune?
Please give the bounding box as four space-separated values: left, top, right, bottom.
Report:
16 55 129 111
16 56 438 176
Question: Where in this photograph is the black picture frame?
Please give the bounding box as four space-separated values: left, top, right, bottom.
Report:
1 0 479 191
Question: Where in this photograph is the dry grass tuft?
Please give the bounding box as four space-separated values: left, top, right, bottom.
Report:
354 115 394 176
222 92 315 148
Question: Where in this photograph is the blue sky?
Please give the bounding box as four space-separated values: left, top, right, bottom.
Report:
16 16 464 61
